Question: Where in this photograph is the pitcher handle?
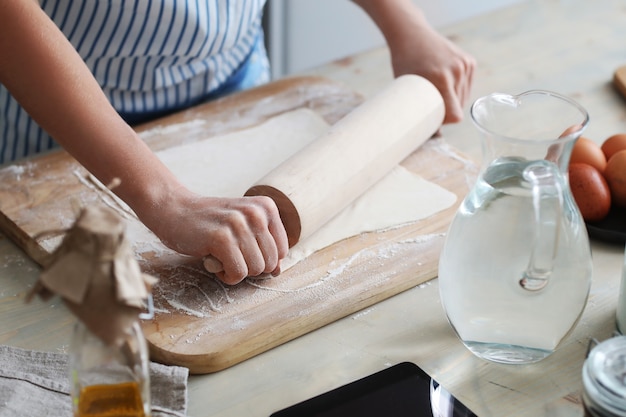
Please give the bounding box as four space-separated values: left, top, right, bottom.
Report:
520 163 563 291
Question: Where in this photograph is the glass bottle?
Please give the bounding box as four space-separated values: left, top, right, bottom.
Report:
582 336 626 417
69 320 151 417
26 205 156 417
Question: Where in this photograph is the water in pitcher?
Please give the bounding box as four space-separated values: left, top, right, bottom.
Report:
438 157 592 364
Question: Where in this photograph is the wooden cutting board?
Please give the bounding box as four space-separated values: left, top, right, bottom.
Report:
0 76 477 374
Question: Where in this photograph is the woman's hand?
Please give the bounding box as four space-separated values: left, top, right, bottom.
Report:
387 18 475 124
354 0 476 124
141 189 289 285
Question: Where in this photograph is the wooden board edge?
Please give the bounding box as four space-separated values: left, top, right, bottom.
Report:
0 209 49 266
146 258 441 374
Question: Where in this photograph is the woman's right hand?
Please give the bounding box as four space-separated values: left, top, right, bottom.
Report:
141 189 289 285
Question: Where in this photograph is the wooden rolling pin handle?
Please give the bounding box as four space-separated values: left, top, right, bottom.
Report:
244 185 301 247
614 65 626 99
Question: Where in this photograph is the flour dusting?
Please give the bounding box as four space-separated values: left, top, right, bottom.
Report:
147 230 445 331
138 119 207 140
0 163 31 180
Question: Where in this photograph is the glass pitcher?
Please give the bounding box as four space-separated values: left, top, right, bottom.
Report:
438 90 593 364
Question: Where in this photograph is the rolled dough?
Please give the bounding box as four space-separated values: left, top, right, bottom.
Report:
155 108 457 272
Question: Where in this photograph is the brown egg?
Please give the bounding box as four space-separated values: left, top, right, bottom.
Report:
604 150 626 208
570 137 607 173
568 162 611 222
601 133 626 161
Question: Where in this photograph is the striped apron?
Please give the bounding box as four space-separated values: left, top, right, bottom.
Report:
0 0 269 163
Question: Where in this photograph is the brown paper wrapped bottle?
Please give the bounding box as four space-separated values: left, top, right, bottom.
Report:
28 205 157 417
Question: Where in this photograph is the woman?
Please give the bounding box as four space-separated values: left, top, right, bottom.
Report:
0 0 474 284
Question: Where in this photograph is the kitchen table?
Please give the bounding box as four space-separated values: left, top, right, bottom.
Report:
1 0 626 416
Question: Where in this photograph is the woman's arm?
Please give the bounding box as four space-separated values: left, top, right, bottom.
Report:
0 0 288 284
353 0 476 123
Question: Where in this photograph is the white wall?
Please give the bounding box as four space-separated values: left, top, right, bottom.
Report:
266 0 524 78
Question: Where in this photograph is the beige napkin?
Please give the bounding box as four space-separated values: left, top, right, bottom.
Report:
0 345 188 417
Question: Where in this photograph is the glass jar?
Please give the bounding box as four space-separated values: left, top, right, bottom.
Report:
439 90 592 364
582 336 626 417
69 320 151 417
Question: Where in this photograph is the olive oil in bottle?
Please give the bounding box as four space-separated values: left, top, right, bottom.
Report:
76 382 145 417
70 321 151 417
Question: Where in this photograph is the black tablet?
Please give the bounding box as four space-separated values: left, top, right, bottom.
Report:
270 362 477 417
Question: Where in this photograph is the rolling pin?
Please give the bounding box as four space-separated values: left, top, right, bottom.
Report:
204 74 445 274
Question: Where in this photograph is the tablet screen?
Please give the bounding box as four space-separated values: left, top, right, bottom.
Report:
270 362 477 417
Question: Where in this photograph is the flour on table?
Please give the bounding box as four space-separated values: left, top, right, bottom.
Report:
155 108 457 272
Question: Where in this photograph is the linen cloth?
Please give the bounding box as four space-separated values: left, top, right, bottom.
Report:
0 345 188 417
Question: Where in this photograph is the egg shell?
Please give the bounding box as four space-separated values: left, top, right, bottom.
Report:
601 133 626 161
568 162 611 222
604 149 626 208
570 137 607 173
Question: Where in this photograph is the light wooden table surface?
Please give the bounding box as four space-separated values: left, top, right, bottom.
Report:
2 1 626 416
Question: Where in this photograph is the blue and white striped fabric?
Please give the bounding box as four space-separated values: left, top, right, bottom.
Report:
0 0 269 164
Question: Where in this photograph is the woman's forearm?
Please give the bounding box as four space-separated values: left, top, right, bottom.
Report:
0 0 180 222
352 0 429 54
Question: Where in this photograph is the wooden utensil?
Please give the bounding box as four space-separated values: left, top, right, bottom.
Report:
204 74 445 273
614 65 626 99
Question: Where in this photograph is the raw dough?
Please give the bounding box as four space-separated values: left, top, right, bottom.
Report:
156 109 328 198
285 165 455 270
155 108 457 272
